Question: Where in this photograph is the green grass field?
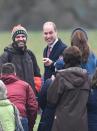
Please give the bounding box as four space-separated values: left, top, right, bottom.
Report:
0 30 97 131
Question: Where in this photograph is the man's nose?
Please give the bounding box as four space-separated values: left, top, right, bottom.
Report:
46 34 51 38
19 36 24 40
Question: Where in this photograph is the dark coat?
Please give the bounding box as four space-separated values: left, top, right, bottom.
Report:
47 67 91 131
38 79 55 131
38 79 52 111
43 39 67 81
87 88 97 131
0 44 41 93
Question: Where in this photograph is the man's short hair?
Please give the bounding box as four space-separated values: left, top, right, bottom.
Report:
1 63 16 75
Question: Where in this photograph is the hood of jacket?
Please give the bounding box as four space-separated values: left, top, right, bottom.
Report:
0 99 12 106
0 75 19 85
58 67 90 90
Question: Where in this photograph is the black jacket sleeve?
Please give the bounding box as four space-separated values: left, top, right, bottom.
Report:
27 50 41 77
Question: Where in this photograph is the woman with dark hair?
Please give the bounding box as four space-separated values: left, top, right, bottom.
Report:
71 28 97 131
47 46 91 131
87 69 97 131
71 27 97 78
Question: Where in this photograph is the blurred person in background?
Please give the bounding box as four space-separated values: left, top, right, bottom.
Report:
42 21 67 82
0 63 38 131
0 80 23 131
0 24 41 95
47 46 91 131
71 27 97 79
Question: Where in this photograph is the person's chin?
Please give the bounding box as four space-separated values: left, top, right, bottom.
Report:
18 42 25 46
48 41 53 45
18 45 24 48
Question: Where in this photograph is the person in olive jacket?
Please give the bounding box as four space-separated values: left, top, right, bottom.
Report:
47 46 91 131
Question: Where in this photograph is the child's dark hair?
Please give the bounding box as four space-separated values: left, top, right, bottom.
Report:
1 63 16 75
62 46 82 68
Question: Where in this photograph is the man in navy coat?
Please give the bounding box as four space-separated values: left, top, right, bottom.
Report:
42 21 67 81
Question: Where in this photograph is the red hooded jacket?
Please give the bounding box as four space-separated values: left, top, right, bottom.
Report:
0 74 38 131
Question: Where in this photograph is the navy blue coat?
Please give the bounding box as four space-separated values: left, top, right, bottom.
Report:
43 39 67 81
87 88 97 131
38 79 55 131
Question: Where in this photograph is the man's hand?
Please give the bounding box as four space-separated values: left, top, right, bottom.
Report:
51 75 55 81
43 58 53 66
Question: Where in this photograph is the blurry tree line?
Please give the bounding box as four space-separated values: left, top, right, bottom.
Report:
0 0 97 30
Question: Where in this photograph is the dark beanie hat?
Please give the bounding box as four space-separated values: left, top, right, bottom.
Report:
11 24 28 42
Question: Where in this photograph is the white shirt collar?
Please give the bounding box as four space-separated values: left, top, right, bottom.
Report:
49 38 58 49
